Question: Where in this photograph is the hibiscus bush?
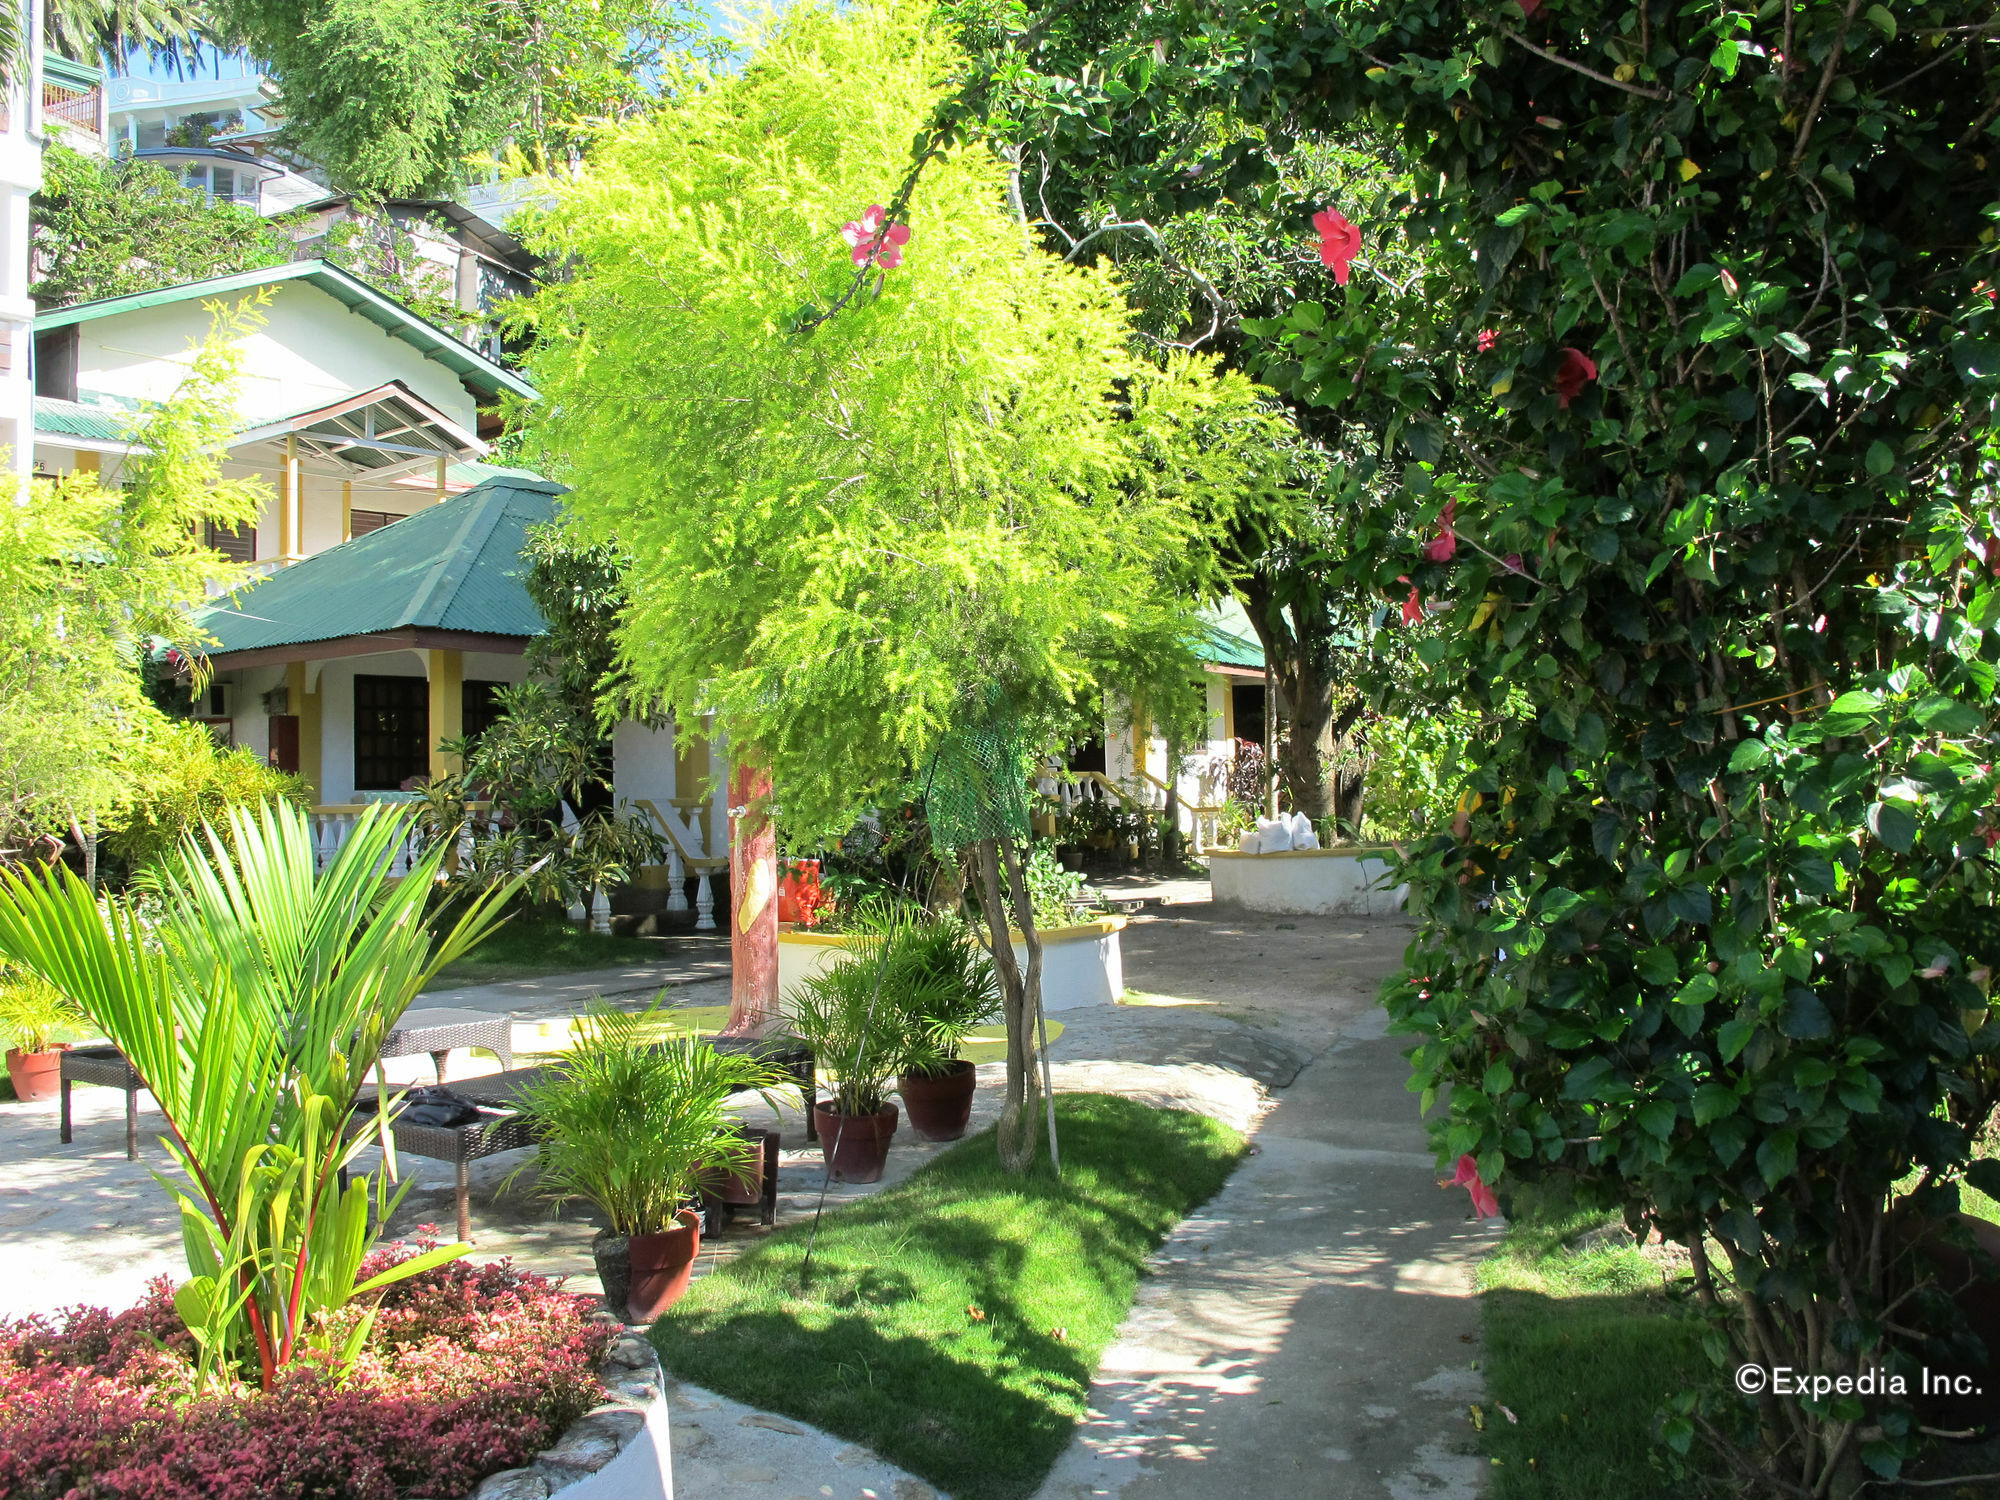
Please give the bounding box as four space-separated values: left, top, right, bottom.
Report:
0 1248 613 1500
950 0 2000 1490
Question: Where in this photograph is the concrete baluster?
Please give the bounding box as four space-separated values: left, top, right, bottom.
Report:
694 872 715 931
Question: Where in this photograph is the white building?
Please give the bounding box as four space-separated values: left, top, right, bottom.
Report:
106 72 327 215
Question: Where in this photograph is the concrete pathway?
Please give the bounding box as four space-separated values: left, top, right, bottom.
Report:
1034 1006 1495 1500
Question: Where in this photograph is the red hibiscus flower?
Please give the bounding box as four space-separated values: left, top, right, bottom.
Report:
1554 347 1598 408
1477 328 1500 353
1425 499 1458 563
1449 1155 1502 1218
1313 207 1363 285
842 204 911 269
1397 577 1425 626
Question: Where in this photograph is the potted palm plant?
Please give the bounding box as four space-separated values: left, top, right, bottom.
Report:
514 1007 783 1321
791 914 911 1182
881 910 999 1142
0 966 83 1102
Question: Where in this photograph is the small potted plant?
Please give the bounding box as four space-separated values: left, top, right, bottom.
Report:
883 911 999 1142
514 1006 784 1321
791 913 912 1181
0 966 84 1103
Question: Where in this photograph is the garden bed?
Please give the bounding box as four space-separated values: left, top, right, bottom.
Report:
0 1247 614 1500
652 1092 1245 1500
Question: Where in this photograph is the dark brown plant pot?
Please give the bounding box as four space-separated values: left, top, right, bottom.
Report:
811 1100 899 1183
592 1230 631 1320
6 1045 66 1104
699 1128 779 1206
899 1060 976 1142
626 1209 703 1322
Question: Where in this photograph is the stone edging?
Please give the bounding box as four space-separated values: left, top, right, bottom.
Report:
466 1320 664 1500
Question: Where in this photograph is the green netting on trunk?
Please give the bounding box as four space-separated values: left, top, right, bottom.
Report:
926 716 1035 855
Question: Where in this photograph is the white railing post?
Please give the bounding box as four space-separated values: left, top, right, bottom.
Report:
665 845 688 913
694 873 715 931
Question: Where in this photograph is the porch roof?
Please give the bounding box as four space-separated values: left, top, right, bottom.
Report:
196 474 561 667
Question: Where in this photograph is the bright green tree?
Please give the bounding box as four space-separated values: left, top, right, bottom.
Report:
0 299 266 857
517 0 1275 1171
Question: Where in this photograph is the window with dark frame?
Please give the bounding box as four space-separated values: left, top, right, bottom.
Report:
352 674 430 790
202 518 256 562
348 509 406 537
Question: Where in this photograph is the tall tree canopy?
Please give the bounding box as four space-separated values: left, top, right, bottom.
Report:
212 0 721 196
941 0 2000 1487
516 0 1275 1169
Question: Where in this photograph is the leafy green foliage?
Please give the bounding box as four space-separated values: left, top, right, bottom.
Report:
103 718 307 875
855 903 1001 1076
46 0 211 72
517 0 1277 841
513 1007 784 1235
953 0 2000 1486
0 802 515 1391
211 0 721 195
31 145 293 310
0 966 85 1054
654 1094 1245 1500
0 299 265 853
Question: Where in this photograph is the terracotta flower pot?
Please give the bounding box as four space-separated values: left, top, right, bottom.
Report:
898 1060 976 1142
592 1231 631 1320
625 1209 703 1322
811 1100 899 1183
6 1045 66 1104
699 1127 778 1206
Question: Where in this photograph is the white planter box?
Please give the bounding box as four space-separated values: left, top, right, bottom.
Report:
1208 846 1407 917
776 918 1125 1012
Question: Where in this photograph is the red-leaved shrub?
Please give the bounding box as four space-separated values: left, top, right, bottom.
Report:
0 1245 613 1500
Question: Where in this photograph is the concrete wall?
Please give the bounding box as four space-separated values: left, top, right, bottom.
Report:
72 279 479 430
1209 848 1408 918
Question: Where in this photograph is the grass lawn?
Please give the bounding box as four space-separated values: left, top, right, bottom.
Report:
424 911 672 989
651 1093 1245 1500
1477 1185 1718 1498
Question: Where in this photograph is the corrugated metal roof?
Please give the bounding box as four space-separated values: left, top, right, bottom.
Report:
199 475 561 655
34 260 537 404
35 397 133 442
1197 620 1266 670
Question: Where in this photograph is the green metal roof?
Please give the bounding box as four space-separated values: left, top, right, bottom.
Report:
46 56 104 88
199 476 561 655
35 260 538 405
1197 620 1266 670
35 397 133 442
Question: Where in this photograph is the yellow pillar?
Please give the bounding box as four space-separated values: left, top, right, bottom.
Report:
288 662 321 799
427 649 464 782
1220 679 1236 743
1132 706 1146 784
340 479 353 543
279 434 301 561
434 455 447 507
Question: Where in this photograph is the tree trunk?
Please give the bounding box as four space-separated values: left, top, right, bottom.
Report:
1275 654 1336 821
999 835 1058 1174
722 760 781 1036
974 837 1040 1174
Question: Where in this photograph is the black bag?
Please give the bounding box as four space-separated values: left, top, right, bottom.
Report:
391 1085 484 1127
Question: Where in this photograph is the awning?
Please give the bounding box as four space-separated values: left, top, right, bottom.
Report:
233 381 486 481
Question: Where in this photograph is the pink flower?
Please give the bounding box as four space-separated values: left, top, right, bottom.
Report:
1554 347 1598 408
1313 207 1363 285
1449 1155 1502 1217
1425 499 1458 563
841 205 911 269
1398 578 1424 627
1477 328 1500 353
1502 552 1524 573
1519 0 1543 16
